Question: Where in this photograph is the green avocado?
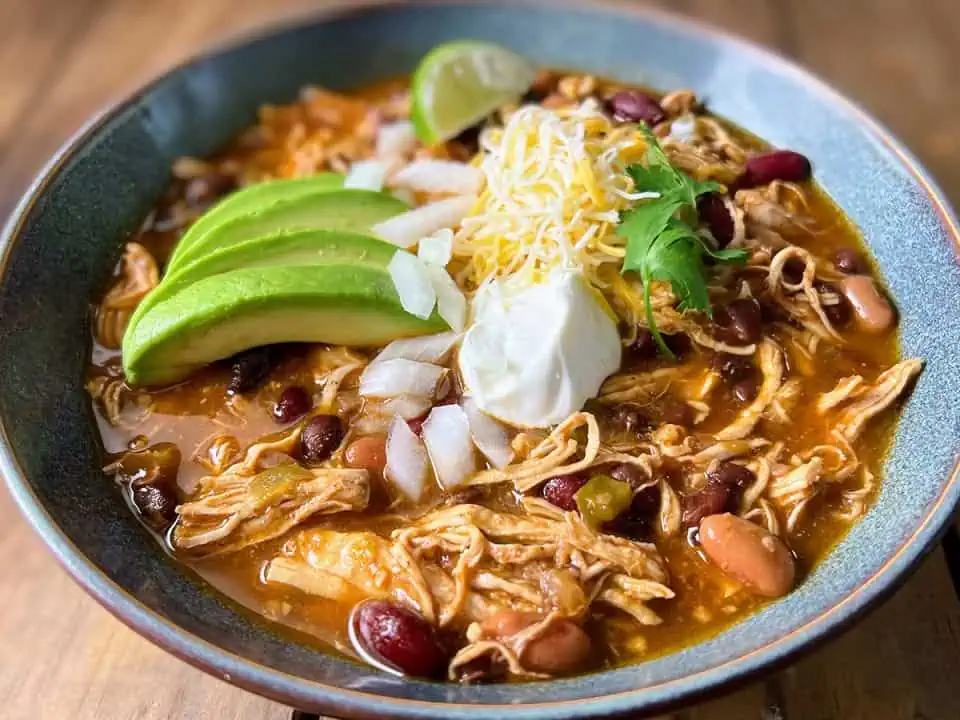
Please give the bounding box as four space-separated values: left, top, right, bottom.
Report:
127 229 400 334
167 189 407 273
166 173 343 268
123 264 447 387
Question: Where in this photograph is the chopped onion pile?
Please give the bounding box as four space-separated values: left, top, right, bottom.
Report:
391 160 484 196
343 159 395 191
387 251 436 320
373 196 476 249
461 397 515 469
359 358 446 399
376 121 418 159
417 228 454 267
373 331 461 365
421 404 477 490
385 415 430 500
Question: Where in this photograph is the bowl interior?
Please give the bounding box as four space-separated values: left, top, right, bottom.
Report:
2 2 959 718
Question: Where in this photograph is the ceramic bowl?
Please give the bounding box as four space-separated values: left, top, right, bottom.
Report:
2 2 958 718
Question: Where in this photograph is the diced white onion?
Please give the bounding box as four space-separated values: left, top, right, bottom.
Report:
461 397 515 469
391 188 416 205
378 394 434 420
426 264 468 332
390 160 484 196
669 114 698 143
372 331 462 365
376 121 417 159
343 159 392 191
417 228 454 267
373 196 476 249
421 404 477 490
386 415 430 501
359 359 446 398
388 250 435 319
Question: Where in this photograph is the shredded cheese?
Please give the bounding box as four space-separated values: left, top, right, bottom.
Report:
453 99 657 295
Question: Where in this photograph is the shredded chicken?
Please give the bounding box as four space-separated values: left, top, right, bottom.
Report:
829 359 923 441
716 339 784 440
95 243 158 349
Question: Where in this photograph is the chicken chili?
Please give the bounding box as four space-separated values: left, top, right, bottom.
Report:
88 43 921 682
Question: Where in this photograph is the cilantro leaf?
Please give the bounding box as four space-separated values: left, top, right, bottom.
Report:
618 126 746 357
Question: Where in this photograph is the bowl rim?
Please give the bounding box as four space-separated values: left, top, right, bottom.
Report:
2 0 960 717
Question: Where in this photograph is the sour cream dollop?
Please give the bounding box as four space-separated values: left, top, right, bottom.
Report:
458 271 621 428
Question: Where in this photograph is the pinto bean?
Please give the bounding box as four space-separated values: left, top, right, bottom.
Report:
699 513 796 598
344 434 388 473
481 609 539 638
840 275 896 333
483 611 592 674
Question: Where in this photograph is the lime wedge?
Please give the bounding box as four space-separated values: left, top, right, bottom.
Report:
411 40 536 144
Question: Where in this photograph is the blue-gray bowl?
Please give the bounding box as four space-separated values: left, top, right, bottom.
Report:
2 2 959 718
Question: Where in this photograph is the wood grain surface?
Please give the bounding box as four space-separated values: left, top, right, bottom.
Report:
1 1 959 719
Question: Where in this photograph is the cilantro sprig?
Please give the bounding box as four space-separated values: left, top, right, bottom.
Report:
617 126 747 357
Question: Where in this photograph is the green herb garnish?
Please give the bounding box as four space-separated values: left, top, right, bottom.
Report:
617 126 748 357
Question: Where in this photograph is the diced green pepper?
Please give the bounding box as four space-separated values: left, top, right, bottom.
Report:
574 474 633 530
249 464 313 509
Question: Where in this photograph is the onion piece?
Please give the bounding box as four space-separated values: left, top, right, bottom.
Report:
388 251 436 319
359 359 446 399
461 397 515 469
390 159 483 196
386 415 430 501
373 331 461 365
417 228 454 267
376 121 417 159
378 394 434 420
669 114 698 143
421 405 477 490
344 159 394 191
426 264 467 332
373 196 476 249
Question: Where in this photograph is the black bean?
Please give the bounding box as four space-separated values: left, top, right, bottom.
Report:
732 378 759 403
697 192 735 248
610 405 650 436
352 600 446 677
226 345 285 395
664 333 691 358
609 463 647 490
661 399 693 427
682 484 731 527
834 248 867 274
132 484 177 530
627 328 658 360
606 90 666 125
274 385 312 424
816 281 852 328
300 414 344 465
738 150 812 188
715 298 763 345
542 474 587 511
706 461 756 490
710 352 754 381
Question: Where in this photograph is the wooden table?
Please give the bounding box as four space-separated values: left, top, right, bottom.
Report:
2 1 959 718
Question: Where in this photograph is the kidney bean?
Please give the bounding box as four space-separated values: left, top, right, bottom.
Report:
732 378 758 403
542 474 587 511
344 434 388 473
606 90 666 125
274 385 312 424
710 352 754 381
738 150 812 188
840 275 896 333
833 247 867 274
353 600 446 677
815 281 852 328
132 483 178 530
697 193 735 248
299 414 344 464
715 298 763 345
699 513 796 597
609 463 647 490
226 345 285 395
610 404 650 436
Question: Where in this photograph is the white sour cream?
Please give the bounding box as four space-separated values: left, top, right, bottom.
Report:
458 271 621 428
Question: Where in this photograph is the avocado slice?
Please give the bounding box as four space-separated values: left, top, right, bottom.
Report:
167 189 407 273
166 173 343 268
123 264 447 386
128 229 400 333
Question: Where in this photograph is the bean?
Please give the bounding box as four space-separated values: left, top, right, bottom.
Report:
610 404 649 436
606 90 666 125
697 193 735 248
352 600 446 677
732 378 758 403
274 385 312 424
132 483 178 530
661 399 693 427
299 414 344 465
715 298 763 345
344 434 388 473
738 150 812 188
664 333 691 358
609 462 647 490
542 474 587 511
710 352 754 381
834 247 867 274
682 483 731 527
482 611 592 675
627 328 658 361
226 345 285 395
706 461 756 490
815 281 852 328
699 513 796 597
782 257 806 285
840 275 896 333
